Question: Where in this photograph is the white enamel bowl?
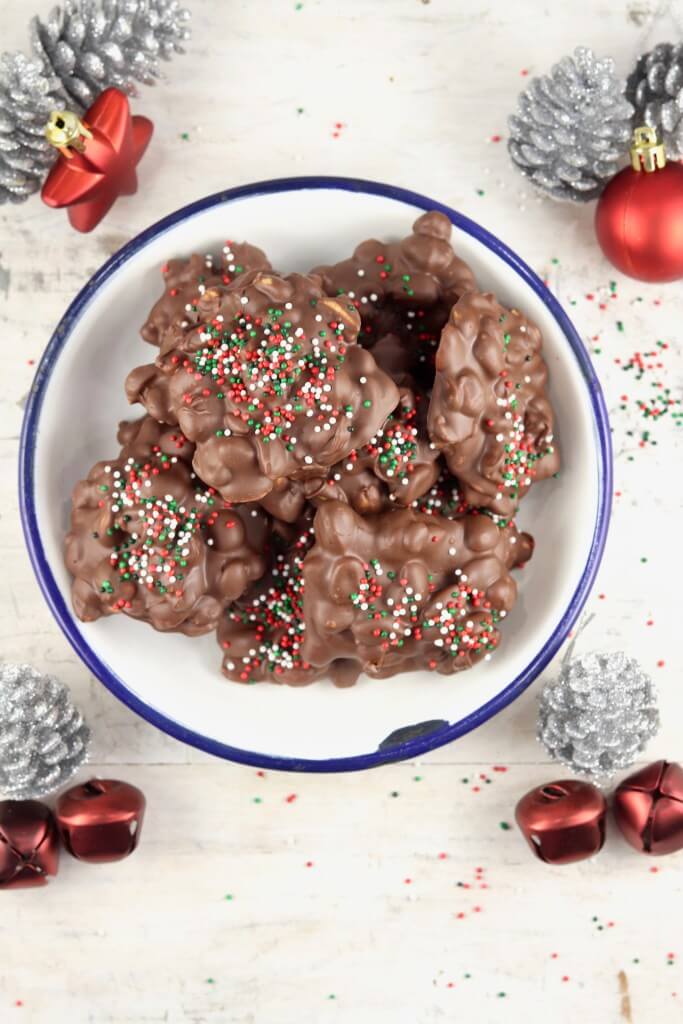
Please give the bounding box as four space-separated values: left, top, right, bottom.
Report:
20 177 612 771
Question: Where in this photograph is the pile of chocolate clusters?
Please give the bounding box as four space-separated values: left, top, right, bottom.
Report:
65 213 558 687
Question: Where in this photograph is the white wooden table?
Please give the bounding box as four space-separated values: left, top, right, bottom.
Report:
1 1 682 1020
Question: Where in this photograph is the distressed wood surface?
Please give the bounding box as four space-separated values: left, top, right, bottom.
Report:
1 1 682 1021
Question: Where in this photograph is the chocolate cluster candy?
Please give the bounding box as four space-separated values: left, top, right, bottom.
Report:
302 502 531 679
314 211 477 385
65 213 560 689
65 416 270 635
140 241 272 347
126 271 400 503
428 290 559 516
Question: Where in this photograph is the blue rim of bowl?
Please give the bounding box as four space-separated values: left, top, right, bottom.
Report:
19 175 612 772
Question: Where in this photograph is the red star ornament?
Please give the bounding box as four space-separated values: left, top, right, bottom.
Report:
41 87 153 233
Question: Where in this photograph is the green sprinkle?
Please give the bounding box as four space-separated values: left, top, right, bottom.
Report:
180 131 190 141
617 320 624 332
390 791 400 798
499 821 511 830
224 894 233 901
476 188 485 196
363 399 372 408
252 797 263 804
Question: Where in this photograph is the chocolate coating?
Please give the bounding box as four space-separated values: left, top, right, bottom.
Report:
140 241 272 347
217 518 361 687
313 212 477 386
410 463 468 518
305 383 439 514
427 290 559 516
65 417 270 635
302 501 525 679
126 271 400 503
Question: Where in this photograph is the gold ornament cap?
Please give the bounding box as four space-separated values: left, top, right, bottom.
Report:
44 110 93 159
630 125 666 173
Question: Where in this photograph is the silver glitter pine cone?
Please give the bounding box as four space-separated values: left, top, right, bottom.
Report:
0 54 64 203
537 652 659 779
0 663 90 799
31 0 192 110
508 46 634 202
627 43 683 160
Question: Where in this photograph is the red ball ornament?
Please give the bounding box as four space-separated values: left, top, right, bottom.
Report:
614 760 683 855
56 779 146 863
515 779 607 864
595 126 683 283
41 87 153 234
0 800 60 889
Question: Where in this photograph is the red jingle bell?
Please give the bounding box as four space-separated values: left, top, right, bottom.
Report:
595 125 683 283
56 779 145 863
614 760 683 855
515 780 607 864
41 87 153 233
0 800 59 889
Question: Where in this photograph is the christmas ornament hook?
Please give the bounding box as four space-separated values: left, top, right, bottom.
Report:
630 125 666 172
44 110 92 159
